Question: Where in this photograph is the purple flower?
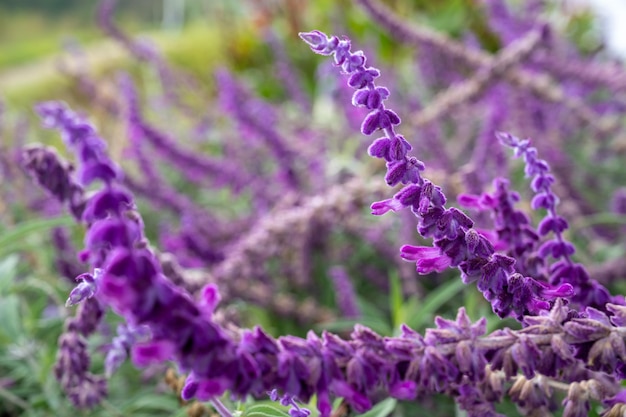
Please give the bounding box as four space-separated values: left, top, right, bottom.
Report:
459 178 541 276
268 389 312 417
66 269 102 307
498 131 622 311
54 298 107 408
328 267 360 318
24 24 626 417
400 245 452 273
21 145 85 219
104 324 151 377
301 31 572 319
603 389 626 416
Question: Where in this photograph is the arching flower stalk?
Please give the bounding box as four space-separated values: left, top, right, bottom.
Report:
299 30 573 320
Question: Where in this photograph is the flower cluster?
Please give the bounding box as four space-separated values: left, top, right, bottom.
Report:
21 145 85 219
13 1 626 415
497 131 623 311
24 25 626 415
299 30 573 320
459 178 541 277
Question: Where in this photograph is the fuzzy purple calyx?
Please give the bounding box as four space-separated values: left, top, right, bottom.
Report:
298 31 339 56
65 268 103 306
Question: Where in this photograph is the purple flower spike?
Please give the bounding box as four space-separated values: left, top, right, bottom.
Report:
329 267 360 318
498 131 622 311
35 102 121 188
302 31 575 319
21 145 85 220
459 178 541 276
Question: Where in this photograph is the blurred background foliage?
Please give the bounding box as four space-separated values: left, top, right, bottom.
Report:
0 0 601 103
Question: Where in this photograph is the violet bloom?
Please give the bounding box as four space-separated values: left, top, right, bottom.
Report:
299 30 573 319
329 266 361 318
21 145 85 219
23 28 626 417
269 389 312 417
603 390 626 417
54 297 107 408
215 69 301 190
497 131 622 311
105 324 151 377
26 133 626 415
459 178 542 278
124 98 250 191
66 268 102 307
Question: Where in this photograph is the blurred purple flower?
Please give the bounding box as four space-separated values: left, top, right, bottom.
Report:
328 266 360 318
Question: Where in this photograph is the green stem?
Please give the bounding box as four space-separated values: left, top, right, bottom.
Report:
570 213 626 233
0 386 32 411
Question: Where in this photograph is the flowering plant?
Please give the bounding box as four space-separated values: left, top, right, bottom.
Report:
3 0 626 416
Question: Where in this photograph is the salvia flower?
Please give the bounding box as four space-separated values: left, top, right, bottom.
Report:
25 134 626 414
27 29 626 417
21 145 85 219
458 178 542 277
300 30 573 319
54 298 106 408
497 131 623 311
328 266 361 318
105 324 151 377
269 389 311 417
65 268 102 306
602 389 626 417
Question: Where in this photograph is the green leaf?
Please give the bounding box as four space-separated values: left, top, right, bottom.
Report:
571 213 626 233
356 297 388 323
0 255 20 294
317 293 393 336
169 407 194 417
0 294 23 341
405 278 465 330
388 271 403 329
356 398 397 417
121 393 179 412
12 276 66 311
244 404 291 417
0 216 74 258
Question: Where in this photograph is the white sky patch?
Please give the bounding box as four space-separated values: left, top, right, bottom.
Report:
583 0 626 58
